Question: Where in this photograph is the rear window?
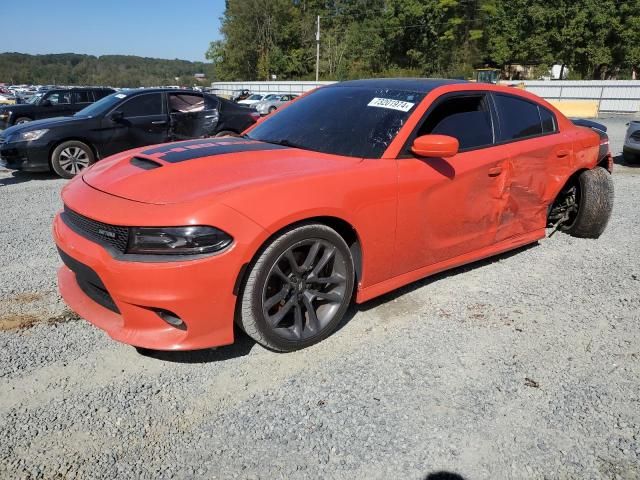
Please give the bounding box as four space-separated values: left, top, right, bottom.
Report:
247 86 425 158
494 94 557 141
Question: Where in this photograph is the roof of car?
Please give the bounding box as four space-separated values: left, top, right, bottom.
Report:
123 88 211 95
332 78 468 93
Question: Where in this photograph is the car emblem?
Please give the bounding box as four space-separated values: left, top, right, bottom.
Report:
98 229 116 239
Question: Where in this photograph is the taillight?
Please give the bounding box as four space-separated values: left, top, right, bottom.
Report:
250 112 261 121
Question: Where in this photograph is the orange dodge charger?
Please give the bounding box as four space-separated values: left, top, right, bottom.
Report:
53 79 614 352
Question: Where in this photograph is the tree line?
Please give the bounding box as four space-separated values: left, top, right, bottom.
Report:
207 0 640 81
0 53 214 87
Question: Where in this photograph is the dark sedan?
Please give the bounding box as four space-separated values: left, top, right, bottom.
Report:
0 88 259 178
0 87 115 129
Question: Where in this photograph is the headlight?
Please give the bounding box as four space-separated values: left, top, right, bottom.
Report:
127 226 233 255
19 129 48 141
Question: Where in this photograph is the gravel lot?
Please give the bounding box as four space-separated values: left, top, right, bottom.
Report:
1 117 639 479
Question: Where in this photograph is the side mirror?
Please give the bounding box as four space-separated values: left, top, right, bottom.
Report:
41 99 52 107
110 110 124 122
411 134 459 158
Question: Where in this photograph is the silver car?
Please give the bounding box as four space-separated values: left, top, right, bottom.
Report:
623 120 640 163
254 93 298 115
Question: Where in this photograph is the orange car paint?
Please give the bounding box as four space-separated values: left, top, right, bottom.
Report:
54 83 603 350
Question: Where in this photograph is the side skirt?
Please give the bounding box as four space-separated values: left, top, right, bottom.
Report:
356 228 546 303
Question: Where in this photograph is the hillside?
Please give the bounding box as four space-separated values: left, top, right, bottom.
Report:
0 52 214 87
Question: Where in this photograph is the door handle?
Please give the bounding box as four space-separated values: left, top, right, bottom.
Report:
488 166 503 177
557 149 570 158
151 120 167 125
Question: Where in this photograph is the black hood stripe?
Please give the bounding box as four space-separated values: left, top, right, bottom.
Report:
142 138 288 163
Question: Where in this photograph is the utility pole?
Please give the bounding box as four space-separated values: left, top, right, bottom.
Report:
315 15 320 82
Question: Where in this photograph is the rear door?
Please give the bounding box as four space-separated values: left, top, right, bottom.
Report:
394 92 512 275
491 93 567 239
101 92 169 157
168 92 219 140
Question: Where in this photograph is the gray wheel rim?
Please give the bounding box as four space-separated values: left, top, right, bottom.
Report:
16 118 30 124
58 146 90 175
262 238 348 341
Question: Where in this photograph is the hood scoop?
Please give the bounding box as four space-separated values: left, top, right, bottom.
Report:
130 157 162 170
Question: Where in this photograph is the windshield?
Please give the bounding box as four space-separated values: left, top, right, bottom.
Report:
28 93 44 105
247 94 263 100
263 94 278 100
74 92 127 118
246 86 424 158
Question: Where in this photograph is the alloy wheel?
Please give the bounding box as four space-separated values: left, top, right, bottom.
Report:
58 147 90 175
261 239 349 341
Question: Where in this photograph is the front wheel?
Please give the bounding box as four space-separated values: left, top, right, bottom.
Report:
50 140 95 179
14 117 32 125
238 224 355 352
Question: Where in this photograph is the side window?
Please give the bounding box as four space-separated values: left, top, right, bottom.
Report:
46 91 71 105
168 93 204 113
416 94 494 151
72 91 92 104
118 93 163 118
540 106 556 133
494 94 543 140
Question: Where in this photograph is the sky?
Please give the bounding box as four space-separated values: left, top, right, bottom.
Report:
1 0 225 62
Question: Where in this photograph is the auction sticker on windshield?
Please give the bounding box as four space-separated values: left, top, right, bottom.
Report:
367 97 415 112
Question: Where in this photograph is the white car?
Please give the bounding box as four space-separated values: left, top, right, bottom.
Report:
238 93 270 106
623 120 640 163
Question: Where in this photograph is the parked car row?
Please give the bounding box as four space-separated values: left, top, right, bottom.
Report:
230 89 298 114
0 88 260 178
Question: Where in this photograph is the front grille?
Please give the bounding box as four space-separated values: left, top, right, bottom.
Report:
58 248 120 314
62 207 130 253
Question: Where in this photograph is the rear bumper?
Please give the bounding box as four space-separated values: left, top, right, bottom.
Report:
0 140 50 172
623 145 640 155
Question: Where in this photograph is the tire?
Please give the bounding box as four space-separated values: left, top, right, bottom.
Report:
268 106 277 114
214 130 238 138
14 117 32 125
237 224 355 352
623 151 639 164
50 140 95 179
564 167 614 239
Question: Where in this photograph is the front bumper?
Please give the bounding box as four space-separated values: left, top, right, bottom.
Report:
0 139 50 172
53 181 267 350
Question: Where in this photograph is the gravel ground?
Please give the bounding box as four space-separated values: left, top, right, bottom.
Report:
0 117 639 479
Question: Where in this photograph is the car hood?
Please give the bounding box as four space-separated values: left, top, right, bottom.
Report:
3 115 87 136
82 137 361 205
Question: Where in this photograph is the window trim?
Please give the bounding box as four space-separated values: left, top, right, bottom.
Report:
109 92 166 119
490 92 559 146
399 90 499 158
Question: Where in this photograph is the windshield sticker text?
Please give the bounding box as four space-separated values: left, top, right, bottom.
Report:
367 97 415 112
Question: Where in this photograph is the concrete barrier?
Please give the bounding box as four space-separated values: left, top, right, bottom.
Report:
547 100 600 118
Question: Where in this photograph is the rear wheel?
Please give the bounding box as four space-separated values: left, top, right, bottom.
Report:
238 224 355 352
50 140 95 179
552 167 614 239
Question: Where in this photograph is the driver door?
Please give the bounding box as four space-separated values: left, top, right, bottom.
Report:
393 92 512 276
101 92 169 157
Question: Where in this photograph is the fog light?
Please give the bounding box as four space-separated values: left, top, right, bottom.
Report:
155 309 186 330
